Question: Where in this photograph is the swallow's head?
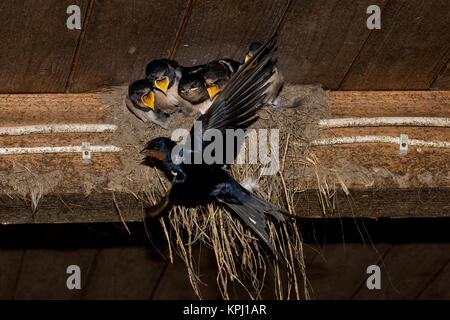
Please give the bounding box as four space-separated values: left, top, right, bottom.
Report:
140 137 176 163
204 62 231 100
145 59 177 95
127 79 156 111
244 42 263 69
178 73 208 104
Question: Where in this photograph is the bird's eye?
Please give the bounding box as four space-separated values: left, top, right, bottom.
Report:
153 143 160 149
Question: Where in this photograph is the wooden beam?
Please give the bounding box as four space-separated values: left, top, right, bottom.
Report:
0 1 90 93
353 243 450 299
340 0 450 90
276 0 388 88
0 89 448 223
13 248 98 299
431 60 450 90
69 0 189 92
81 246 166 299
173 0 289 66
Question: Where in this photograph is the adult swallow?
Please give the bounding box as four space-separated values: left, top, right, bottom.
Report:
140 36 286 258
245 42 284 107
126 79 174 129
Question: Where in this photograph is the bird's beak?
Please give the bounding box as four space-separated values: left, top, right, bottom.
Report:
140 141 152 154
141 91 155 110
245 55 251 63
154 76 169 94
206 85 219 100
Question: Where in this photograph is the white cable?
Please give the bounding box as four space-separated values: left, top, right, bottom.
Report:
0 124 117 136
0 145 122 155
318 117 450 128
310 136 450 149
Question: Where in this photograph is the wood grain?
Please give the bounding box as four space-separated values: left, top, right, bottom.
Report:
353 243 450 299
340 0 450 90
173 0 289 66
294 188 450 218
417 261 450 299
152 246 221 299
0 94 107 126
0 0 89 93
328 91 450 118
0 249 24 299
431 59 450 90
70 0 189 92
306 243 391 299
81 246 165 299
13 248 98 299
276 0 388 88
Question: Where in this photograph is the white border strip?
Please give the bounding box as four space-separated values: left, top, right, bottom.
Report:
0 145 122 155
318 117 450 128
310 136 450 149
0 124 117 136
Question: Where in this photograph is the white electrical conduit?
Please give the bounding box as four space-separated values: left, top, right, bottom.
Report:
0 124 117 136
318 117 450 128
309 136 450 149
0 145 121 155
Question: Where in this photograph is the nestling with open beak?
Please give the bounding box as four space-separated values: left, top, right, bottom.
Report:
244 42 284 107
126 79 174 129
145 59 194 115
204 59 240 101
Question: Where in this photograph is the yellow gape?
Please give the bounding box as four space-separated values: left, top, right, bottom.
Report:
141 91 155 110
245 55 258 69
206 85 219 100
155 77 169 93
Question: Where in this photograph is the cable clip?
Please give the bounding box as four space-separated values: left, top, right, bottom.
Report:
81 142 91 163
399 134 408 155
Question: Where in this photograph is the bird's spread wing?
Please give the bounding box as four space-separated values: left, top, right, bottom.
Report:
184 36 278 161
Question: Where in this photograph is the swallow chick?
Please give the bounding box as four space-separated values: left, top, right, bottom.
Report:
245 42 284 107
140 37 286 258
145 59 193 115
126 79 173 129
178 59 240 114
203 59 240 101
178 71 211 115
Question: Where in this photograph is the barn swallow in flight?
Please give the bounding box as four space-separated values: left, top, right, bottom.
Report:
178 59 240 114
126 79 174 128
140 37 285 258
245 42 284 107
